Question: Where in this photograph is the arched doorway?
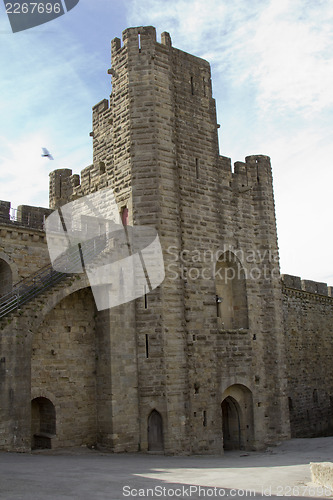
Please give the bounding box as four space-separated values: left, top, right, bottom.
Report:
0 258 12 297
148 410 164 451
221 384 254 450
222 396 241 450
31 397 56 449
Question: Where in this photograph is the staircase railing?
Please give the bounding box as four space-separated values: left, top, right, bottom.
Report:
0 234 107 319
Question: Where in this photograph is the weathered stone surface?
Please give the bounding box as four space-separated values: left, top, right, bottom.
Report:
311 462 333 492
282 276 333 438
0 26 332 455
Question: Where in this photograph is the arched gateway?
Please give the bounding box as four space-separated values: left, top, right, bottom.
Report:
221 384 254 450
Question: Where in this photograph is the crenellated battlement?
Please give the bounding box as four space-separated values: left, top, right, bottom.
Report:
0 199 51 230
111 26 170 57
49 162 110 210
218 154 272 191
110 26 210 69
282 274 333 297
122 25 157 47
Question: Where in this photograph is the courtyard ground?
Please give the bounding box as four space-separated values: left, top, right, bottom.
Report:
0 437 332 499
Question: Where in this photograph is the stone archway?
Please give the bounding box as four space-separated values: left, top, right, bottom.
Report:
148 410 164 451
221 384 254 450
31 397 56 449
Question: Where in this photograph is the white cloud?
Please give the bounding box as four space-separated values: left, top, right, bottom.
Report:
247 0 333 114
127 0 333 115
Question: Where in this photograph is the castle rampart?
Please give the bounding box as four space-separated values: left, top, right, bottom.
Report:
0 200 52 230
0 26 332 455
282 273 332 297
0 200 51 291
282 274 333 438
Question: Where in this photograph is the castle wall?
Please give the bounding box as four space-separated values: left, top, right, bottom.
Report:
0 219 50 288
31 288 97 448
4 26 332 455
0 200 51 229
0 275 91 451
216 155 291 446
282 275 333 437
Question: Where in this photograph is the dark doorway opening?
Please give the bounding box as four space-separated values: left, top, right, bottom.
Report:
148 410 164 452
31 397 56 449
222 396 241 450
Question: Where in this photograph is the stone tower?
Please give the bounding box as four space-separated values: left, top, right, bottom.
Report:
28 26 291 453
3 26 333 456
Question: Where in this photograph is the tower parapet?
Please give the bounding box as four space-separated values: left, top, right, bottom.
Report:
49 168 80 209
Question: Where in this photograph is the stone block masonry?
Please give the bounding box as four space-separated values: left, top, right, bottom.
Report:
47 26 291 453
0 26 332 454
311 462 333 492
282 275 333 438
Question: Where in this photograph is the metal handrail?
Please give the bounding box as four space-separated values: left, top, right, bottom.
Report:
0 234 107 319
0 211 47 231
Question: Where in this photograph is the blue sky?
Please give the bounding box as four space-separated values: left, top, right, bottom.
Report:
0 0 332 284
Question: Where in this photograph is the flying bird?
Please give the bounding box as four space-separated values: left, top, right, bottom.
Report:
41 148 54 160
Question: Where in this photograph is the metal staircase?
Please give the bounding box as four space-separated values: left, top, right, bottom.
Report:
0 234 107 319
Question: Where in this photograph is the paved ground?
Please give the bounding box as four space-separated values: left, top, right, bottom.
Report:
0 437 332 499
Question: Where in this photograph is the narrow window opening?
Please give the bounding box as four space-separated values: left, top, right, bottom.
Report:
145 334 149 358
216 294 222 317
195 158 199 179
144 284 148 309
288 397 293 411
203 77 206 97
203 410 207 427
138 33 141 52
99 161 106 174
313 389 318 404
121 206 129 226
190 76 194 95
192 334 196 341
194 383 199 395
